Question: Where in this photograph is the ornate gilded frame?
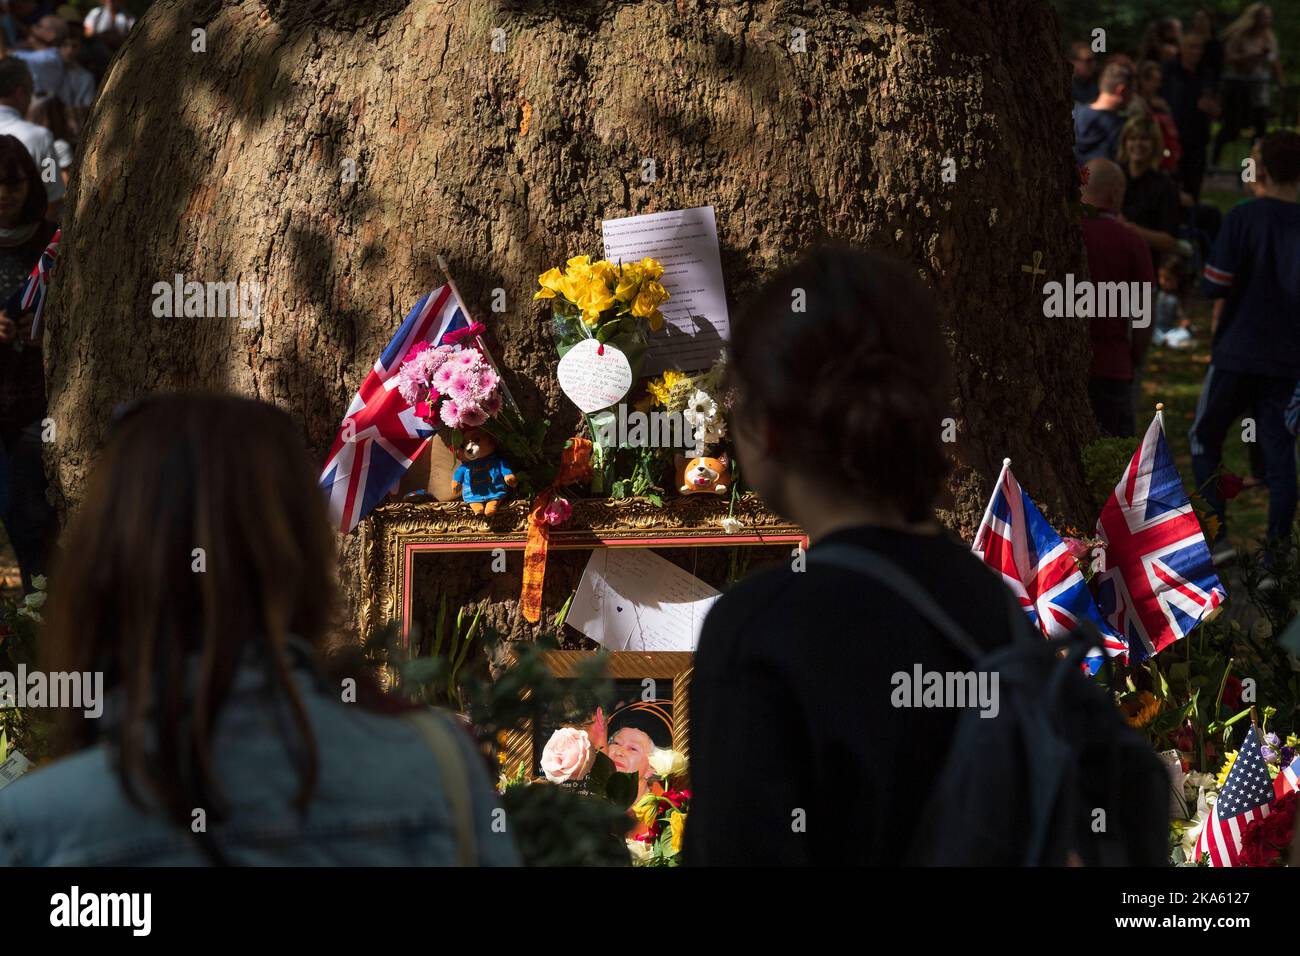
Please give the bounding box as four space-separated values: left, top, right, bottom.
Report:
499 650 695 780
358 494 808 642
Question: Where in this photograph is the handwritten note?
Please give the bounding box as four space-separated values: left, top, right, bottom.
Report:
566 549 720 652
556 338 634 413
602 206 730 374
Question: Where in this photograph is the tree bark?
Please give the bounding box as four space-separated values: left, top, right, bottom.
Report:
47 0 1096 632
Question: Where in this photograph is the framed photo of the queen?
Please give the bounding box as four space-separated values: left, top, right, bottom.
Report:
500 651 693 791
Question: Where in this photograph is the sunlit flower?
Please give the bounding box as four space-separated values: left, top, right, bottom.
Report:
1119 690 1160 728
1216 752 1238 789
668 810 687 854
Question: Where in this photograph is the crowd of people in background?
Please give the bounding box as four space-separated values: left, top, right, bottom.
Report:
0 2 126 592
1070 3 1299 576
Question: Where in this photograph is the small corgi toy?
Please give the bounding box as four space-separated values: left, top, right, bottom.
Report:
675 453 731 496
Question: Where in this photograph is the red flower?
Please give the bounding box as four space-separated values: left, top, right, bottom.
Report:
1216 471 1245 500
442 322 485 347
1239 792 1297 866
662 789 691 810
1222 674 1243 712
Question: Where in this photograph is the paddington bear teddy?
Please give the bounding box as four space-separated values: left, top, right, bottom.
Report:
451 427 517 515
675 452 731 496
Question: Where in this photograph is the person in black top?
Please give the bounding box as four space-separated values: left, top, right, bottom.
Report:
1190 7 1224 86
1116 114 1184 265
683 247 1023 866
0 132 57 592
1160 33 1219 199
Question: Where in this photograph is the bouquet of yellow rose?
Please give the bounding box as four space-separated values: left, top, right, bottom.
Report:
534 255 669 387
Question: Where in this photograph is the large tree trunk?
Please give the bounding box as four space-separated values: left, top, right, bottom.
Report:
47 0 1095 633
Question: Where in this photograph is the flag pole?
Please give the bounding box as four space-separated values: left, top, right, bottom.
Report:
973 457 1012 551
435 253 521 416
1155 401 1165 433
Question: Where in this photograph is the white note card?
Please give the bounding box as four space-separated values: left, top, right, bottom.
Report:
567 549 720 652
0 750 32 791
601 206 730 374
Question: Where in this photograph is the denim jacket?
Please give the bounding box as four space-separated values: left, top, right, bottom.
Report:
0 643 519 866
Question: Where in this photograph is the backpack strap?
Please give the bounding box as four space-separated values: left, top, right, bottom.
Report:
406 709 479 867
807 542 990 661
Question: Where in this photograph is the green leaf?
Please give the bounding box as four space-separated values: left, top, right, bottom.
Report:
431 593 449 659
605 772 639 809
589 751 615 791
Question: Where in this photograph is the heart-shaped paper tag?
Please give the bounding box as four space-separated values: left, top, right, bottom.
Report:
556 338 633 414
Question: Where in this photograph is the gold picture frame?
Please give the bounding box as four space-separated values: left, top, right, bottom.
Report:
499 650 695 781
358 494 807 642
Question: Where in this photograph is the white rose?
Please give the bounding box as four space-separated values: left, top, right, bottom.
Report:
648 747 687 779
720 516 743 535
627 839 653 864
539 727 595 783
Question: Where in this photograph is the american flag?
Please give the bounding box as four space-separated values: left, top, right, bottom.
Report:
319 286 469 533
972 461 1124 672
1196 726 1274 866
1276 755 1300 800
1094 412 1225 660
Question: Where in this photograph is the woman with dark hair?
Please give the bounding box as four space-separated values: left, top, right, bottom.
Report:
0 132 55 593
1190 7 1224 84
1138 17 1182 65
683 246 1022 865
0 394 518 866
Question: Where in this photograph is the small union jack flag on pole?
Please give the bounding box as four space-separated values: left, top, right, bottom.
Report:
1094 408 1226 660
1195 725 1275 866
971 459 1124 672
8 228 58 339
319 284 470 533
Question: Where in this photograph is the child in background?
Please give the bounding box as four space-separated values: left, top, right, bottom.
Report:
1154 253 1194 348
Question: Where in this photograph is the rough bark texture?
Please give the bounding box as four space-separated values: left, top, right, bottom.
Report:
48 0 1096 634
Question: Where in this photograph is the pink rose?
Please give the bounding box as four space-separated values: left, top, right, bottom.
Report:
540 727 595 783
1062 537 1091 562
542 496 572 527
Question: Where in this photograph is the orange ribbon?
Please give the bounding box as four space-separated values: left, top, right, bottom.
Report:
520 438 593 623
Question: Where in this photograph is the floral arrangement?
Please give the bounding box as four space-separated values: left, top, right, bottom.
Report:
535 256 670 424
1239 791 1298 866
628 776 690 867
395 322 502 430
535 255 669 337
644 354 731 452
1163 714 1300 865
536 722 690 866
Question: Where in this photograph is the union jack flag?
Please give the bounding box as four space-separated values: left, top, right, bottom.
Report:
1094 412 1225 660
1276 755 1300 800
319 286 469 533
2 228 58 339
972 461 1124 672
1196 726 1274 866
